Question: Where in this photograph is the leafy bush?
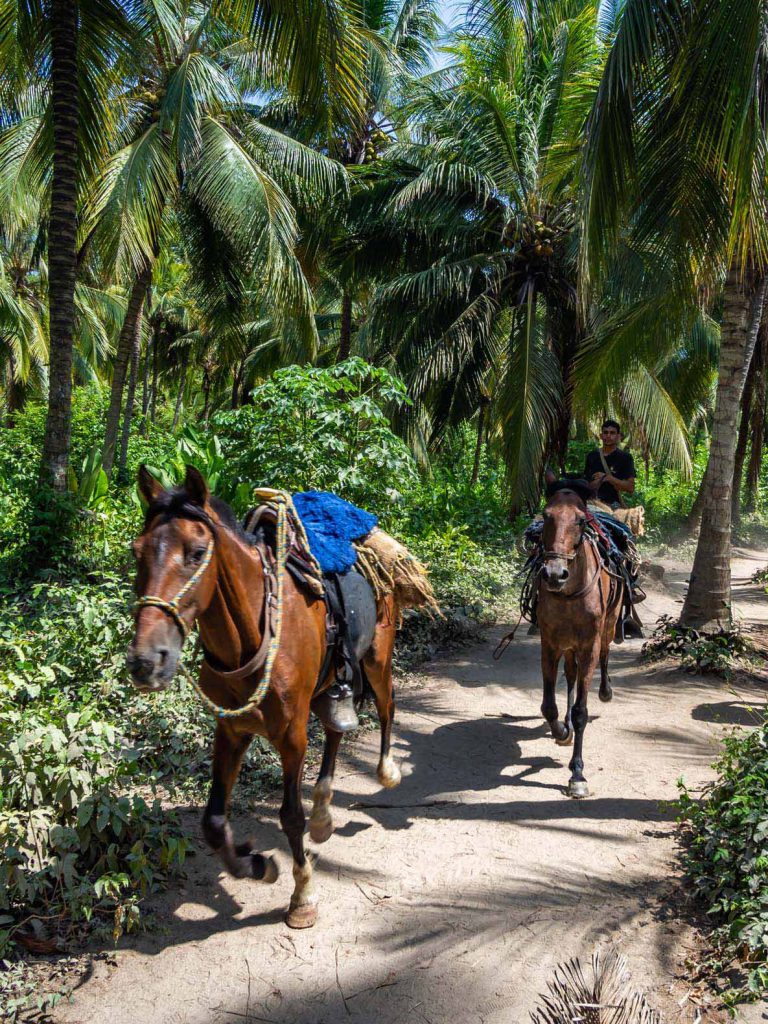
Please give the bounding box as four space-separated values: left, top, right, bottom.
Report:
641 615 755 678
678 718 768 1005
212 358 418 511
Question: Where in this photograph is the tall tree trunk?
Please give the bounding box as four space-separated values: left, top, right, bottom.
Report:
41 0 79 491
102 266 151 475
140 332 151 435
731 346 757 527
231 359 244 410
745 315 768 512
338 292 352 362
555 329 578 473
686 460 709 537
202 365 211 423
470 397 488 487
172 350 188 430
680 264 768 628
117 313 143 481
5 352 24 426
150 328 159 423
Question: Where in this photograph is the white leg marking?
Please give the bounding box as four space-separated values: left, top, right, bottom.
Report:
377 755 401 789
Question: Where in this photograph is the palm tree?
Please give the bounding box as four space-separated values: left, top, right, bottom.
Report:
582 0 768 627
0 0 135 488
87 0 351 475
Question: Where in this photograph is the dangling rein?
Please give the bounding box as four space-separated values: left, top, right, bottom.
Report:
134 489 290 719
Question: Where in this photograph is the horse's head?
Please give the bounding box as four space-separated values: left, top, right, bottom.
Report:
540 490 588 592
127 465 218 692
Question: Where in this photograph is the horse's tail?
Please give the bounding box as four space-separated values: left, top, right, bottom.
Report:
353 528 441 617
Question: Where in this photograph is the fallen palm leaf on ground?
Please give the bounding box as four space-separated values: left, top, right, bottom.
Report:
530 951 661 1024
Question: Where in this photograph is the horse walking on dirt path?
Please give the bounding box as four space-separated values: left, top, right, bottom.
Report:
127 466 408 929
537 484 624 798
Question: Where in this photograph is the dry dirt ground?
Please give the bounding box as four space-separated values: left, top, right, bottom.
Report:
53 550 768 1024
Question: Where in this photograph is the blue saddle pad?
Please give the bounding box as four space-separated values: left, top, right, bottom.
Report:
291 491 378 575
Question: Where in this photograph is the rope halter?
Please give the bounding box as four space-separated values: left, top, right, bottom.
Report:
134 539 214 639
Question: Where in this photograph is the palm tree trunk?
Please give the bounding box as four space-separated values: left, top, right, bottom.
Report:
686 460 709 537
202 365 212 423
150 329 159 423
731 347 757 526
231 360 243 409
116 315 143 481
680 264 768 627
470 398 488 487
141 333 151 434
172 350 188 430
338 292 352 362
41 0 79 491
745 316 768 513
102 266 151 475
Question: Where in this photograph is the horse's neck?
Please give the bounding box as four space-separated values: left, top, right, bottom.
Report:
199 529 265 669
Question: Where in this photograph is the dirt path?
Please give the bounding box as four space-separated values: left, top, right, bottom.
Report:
55 551 768 1024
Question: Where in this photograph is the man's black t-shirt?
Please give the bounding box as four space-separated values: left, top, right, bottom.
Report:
584 448 636 506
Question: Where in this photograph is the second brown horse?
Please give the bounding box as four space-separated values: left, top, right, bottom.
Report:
537 484 623 798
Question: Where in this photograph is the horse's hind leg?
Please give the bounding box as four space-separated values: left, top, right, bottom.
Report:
599 648 613 703
362 598 401 789
202 723 279 882
279 719 318 929
309 728 342 844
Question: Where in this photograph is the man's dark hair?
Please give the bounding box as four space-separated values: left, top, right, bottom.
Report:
602 418 621 433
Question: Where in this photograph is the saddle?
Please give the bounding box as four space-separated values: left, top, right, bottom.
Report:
243 503 376 700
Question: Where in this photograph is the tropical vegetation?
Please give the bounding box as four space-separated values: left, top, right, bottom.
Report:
3 0 768 1013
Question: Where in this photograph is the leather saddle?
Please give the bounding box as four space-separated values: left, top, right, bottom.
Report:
242 506 377 701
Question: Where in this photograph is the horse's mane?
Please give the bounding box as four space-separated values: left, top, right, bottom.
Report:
144 486 254 545
544 478 591 508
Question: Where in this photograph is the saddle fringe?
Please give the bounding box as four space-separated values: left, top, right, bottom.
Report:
353 528 440 617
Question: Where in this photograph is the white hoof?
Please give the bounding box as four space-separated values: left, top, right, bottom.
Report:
377 756 401 789
568 779 589 799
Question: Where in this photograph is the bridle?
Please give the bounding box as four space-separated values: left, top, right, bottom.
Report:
134 539 214 639
540 518 603 601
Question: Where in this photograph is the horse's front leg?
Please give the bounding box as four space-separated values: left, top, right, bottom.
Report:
541 641 569 743
202 722 279 882
568 640 601 799
278 719 318 929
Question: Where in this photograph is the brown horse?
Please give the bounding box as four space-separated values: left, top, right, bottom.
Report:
127 466 403 928
537 486 623 798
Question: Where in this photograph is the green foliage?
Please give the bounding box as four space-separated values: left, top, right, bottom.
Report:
641 615 755 678
213 359 418 510
678 717 768 1005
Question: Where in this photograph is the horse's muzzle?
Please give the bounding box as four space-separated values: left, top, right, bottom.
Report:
542 564 569 591
126 647 177 692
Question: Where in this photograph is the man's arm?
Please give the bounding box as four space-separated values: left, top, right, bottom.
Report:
603 474 635 494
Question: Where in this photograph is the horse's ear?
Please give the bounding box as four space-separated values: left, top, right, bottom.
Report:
184 465 209 506
544 468 557 486
137 464 163 505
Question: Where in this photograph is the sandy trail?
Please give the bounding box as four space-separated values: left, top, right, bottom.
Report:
55 550 768 1024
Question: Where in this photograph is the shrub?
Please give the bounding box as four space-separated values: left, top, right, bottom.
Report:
678 718 768 1005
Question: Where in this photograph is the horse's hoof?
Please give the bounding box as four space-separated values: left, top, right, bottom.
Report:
554 727 573 747
568 779 589 799
377 757 401 789
309 814 334 844
252 853 280 884
599 688 613 703
286 903 318 929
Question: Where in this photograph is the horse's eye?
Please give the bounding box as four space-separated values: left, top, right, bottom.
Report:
187 547 207 565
